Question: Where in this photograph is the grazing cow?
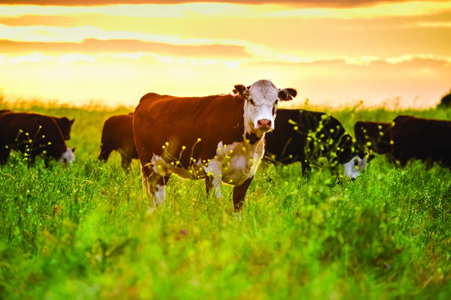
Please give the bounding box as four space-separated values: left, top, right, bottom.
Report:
390 115 451 168
265 109 369 179
0 110 74 140
98 113 138 169
354 121 392 155
0 112 75 165
134 80 297 210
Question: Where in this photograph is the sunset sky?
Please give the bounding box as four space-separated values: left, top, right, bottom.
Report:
0 1 450 108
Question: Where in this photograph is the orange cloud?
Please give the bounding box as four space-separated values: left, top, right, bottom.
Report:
0 1 444 8
0 38 251 58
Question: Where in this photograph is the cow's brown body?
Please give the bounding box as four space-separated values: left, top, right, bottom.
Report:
134 93 256 209
354 121 392 155
391 115 451 168
99 114 138 169
0 112 70 164
134 81 296 210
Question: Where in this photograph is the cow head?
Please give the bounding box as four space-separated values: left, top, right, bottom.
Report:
233 80 297 137
55 117 75 140
58 147 76 166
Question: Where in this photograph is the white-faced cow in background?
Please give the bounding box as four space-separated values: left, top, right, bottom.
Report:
134 80 296 210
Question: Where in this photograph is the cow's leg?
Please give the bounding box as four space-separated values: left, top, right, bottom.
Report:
205 174 222 199
120 153 132 170
205 159 223 199
232 176 254 211
141 164 171 208
98 147 113 162
0 146 10 165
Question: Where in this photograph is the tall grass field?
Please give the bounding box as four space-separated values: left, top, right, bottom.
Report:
1 100 451 299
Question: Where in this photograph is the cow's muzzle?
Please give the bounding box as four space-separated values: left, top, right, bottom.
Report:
257 119 272 130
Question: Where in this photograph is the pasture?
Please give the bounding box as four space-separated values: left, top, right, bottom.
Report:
1 100 451 299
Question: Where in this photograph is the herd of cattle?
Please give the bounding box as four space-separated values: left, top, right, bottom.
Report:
1 80 450 210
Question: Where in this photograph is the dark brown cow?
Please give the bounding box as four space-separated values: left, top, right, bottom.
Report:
265 109 369 178
134 80 296 211
354 121 392 155
0 110 74 140
98 113 138 169
0 112 75 165
390 115 451 168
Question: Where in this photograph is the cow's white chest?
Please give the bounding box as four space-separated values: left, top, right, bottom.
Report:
206 138 265 187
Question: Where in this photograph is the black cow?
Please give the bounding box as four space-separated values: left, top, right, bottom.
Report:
265 109 368 178
390 115 451 168
354 121 392 155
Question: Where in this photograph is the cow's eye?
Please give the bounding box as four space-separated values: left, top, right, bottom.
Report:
249 99 256 106
354 159 359 166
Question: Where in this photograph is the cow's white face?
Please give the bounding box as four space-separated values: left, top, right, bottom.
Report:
233 80 297 137
343 155 367 179
58 147 76 165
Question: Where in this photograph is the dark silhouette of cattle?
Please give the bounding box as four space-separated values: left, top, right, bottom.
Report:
0 112 75 165
134 80 296 211
437 89 451 108
390 115 451 168
98 114 138 170
354 121 392 155
265 109 369 178
0 110 74 140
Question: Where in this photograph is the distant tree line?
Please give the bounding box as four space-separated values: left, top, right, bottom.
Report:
438 88 451 108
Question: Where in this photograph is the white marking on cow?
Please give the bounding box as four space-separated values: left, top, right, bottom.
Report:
207 137 265 188
343 155 367 179
58 148 75 165
155 184 165 206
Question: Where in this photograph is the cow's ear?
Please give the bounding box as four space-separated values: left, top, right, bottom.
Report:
368 154 375 162
233 84 249 98
70 119 75 125
278 88 297 101
72 147 76 153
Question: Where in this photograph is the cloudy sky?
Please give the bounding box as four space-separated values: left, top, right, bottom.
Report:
0 1 450 108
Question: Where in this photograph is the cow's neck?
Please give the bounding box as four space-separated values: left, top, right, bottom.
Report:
245 132 263 145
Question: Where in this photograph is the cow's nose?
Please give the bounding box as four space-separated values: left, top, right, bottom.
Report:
257 119 272 129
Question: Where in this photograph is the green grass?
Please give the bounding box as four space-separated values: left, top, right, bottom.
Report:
1 100 451 299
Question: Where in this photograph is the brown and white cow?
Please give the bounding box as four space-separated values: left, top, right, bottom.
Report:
390 115 451 168
99 113 138 170
134 80 296 210
0 112 75 165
